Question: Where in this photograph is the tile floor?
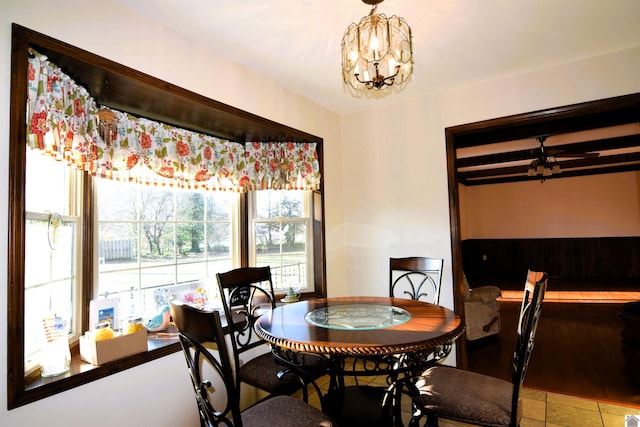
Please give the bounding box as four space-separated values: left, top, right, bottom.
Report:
294 374 640 427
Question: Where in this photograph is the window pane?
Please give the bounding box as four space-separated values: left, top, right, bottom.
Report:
255 190 304 219
24 150 79 366
140 187 174 221
98 179 138 221
140 223 176 263
252 190 312 292
25 149 70 215
176 262 207 284
206 193 232 222
97 180 235 321
24 216 76 358
256 221 307 289
207 223 231 258
176 192 204 221
98 222 138 265
177 222 205 262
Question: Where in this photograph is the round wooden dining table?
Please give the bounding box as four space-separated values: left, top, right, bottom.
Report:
256 296 465 427
256 296 464 357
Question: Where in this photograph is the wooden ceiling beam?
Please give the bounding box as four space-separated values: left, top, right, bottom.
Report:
456 134 640 168
451 94 640 149
458 152 640 181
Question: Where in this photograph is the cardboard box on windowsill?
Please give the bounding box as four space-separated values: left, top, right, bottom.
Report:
79 329 148 366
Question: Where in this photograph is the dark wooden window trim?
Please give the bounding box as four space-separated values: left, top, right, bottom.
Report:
446 92 640 369
8 23 326 409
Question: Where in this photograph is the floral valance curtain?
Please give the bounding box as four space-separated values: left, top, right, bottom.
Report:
26 50 320 192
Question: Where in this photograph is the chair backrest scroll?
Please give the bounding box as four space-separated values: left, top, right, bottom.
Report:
390 257 444 304
170 301 243 427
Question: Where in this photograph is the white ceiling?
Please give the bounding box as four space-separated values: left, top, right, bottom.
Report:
114 0 640 115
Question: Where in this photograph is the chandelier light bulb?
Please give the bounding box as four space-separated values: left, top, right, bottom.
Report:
349 50 359 67
369 33 379 53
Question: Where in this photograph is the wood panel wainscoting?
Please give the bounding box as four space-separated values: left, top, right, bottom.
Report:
462 237 640 290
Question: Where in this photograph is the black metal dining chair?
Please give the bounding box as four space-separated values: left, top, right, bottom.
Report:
170 301 336 427
389 257 444 304
394 270 548 427
216 266 323 401
333 257 447 426
389 256 450 370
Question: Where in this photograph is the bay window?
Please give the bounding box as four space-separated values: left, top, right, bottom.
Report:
9 24 325 409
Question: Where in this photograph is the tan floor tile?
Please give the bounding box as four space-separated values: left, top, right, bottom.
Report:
522 388 547 402
314 375 332 389
368 375 391 387
520 417 545 427
342 376 360 386
306 391 323 411
546 402 603 427
287 373 638 427
547 392 600 411
599 401 640 415
522 396 546 421
601 412 627 427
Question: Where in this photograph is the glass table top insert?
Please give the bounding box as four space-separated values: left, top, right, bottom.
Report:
305 304 411 330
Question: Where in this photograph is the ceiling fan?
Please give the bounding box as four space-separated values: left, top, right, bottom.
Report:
531 135 601 160
527 135 600 180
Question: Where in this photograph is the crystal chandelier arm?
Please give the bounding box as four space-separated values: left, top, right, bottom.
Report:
354 63 401 89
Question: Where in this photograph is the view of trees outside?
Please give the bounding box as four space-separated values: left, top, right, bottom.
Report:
25 149 313 336
253 190 310 291
23 149 316 368
97 178 234 317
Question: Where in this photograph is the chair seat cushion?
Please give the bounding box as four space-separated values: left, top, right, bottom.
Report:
412 365 520 427
239 352 303 394
242 395 336 427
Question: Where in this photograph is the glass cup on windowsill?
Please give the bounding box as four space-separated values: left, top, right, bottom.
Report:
40 317 71 378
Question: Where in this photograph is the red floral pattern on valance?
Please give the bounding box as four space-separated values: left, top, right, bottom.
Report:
26 50 320 192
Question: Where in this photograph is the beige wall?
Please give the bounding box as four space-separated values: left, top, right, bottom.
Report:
460 172 640 239
0 1 344 425
341 47 640 310
1 0 640 425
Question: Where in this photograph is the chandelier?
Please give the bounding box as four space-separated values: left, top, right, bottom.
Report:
341 0 413 91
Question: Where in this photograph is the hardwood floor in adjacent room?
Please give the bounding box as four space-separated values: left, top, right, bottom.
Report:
467 296 640 409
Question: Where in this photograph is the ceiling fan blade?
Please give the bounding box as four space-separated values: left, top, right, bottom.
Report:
554 152 600 158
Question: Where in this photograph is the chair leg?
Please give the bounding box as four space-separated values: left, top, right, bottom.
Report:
408 415 422 427
407 404 426 427
425 414 439 427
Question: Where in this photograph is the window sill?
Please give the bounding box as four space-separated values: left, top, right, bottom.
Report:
18 328 180 408
15 298 323 409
